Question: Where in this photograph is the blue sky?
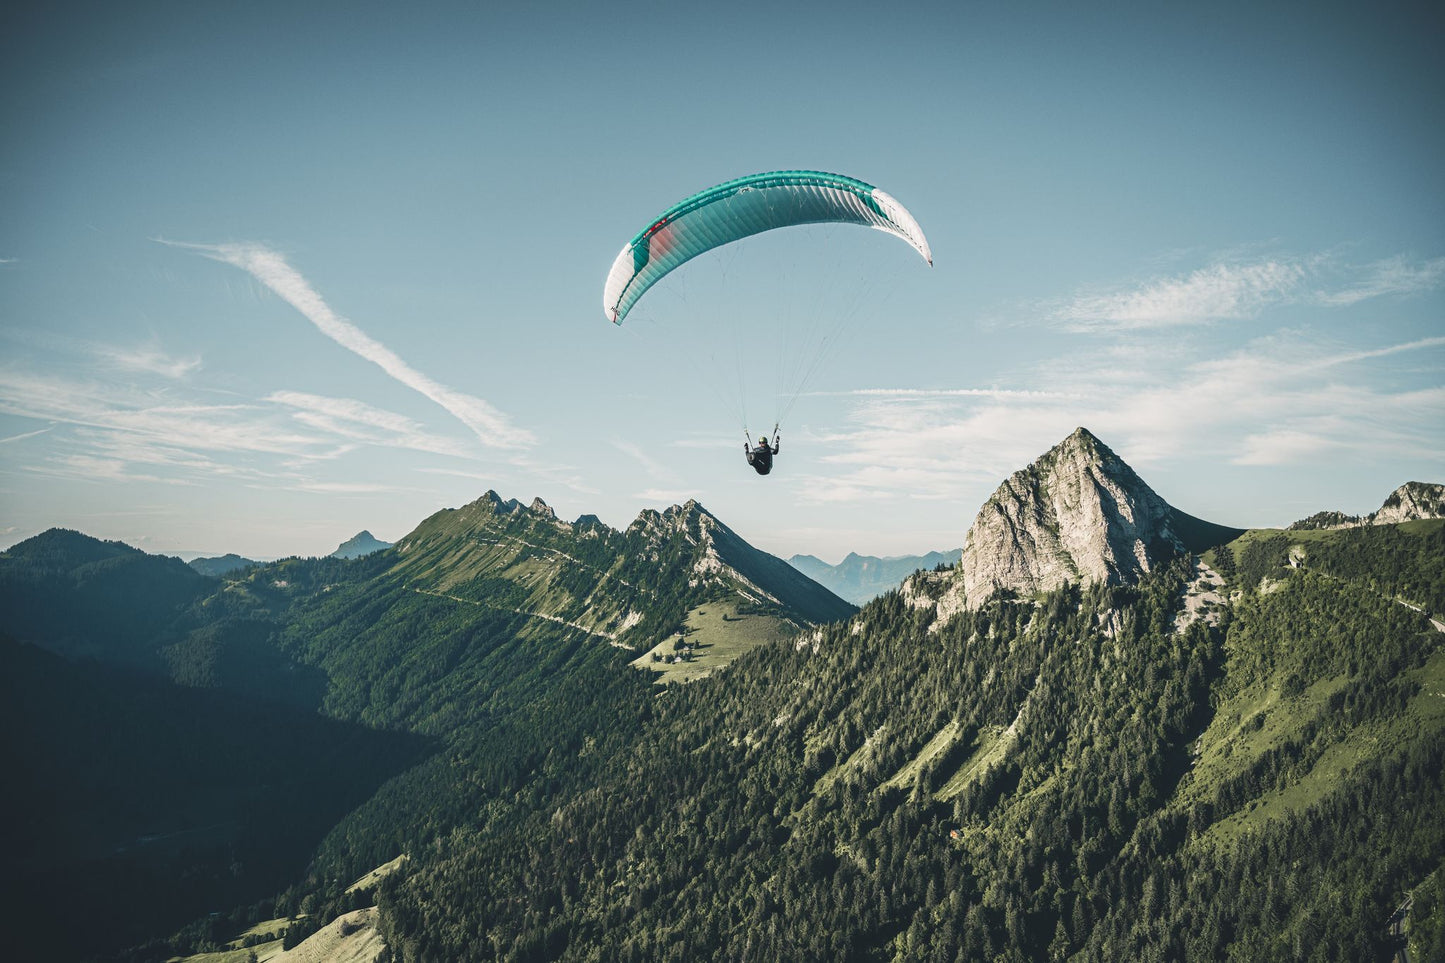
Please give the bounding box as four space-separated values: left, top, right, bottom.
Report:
2 0 1441 562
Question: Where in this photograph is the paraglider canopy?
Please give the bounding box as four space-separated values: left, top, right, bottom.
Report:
603 170 931 325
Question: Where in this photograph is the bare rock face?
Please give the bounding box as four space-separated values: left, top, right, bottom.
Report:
950 427 1241 608
1289 481 1444 530
1370 482 1445 526
959 428 1169 600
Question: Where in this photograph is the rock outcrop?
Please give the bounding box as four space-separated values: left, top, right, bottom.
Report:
1370 482 1445 525
957 428 1240 603
1289 481 1445 530
907 428 1241 614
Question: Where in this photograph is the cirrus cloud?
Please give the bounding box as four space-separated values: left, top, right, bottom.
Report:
161 239 536 448
1051 251 1444 332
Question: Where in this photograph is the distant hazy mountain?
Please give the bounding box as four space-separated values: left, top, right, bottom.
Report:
331 530 393 558
788 549 962 605
1290 481 1445 530
188 552 257 576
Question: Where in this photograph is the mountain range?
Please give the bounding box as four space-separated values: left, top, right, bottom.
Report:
184 529 394 576
788 549 962 605
5 427 1444 962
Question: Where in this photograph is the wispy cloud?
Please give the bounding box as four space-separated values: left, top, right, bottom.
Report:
1295 335 1445 370
272 479 407 495
268 390 473 458
0 328 201 380
806 333 1445 504
416 458 602 499
0 370 320 457
104 344 202 379
1053 260 1307 330
613 439 679 483
162 240 535 448
1051 252 1445 332
0 427 50 445
504 454 603 497
816 387 1079 400
634 488 694 505
26 453 193 486
1314 255 1445 307
0 370 421 493
672 435 749 450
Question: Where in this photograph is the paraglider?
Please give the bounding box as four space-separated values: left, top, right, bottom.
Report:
602 170 931 472
603 170 931 326
745 429 780 475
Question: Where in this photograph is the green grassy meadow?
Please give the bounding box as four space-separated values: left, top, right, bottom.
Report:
632 601 796 684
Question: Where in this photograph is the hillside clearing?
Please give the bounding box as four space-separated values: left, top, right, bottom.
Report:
1185 649 1445 849
935 725 1013 801
270 908 384 963
631 601 795 684
813 724 888 796
345 854 409 894
885 721 961 791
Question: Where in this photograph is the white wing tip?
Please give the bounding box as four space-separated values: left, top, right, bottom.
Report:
603 243 635 324
870 188 932 267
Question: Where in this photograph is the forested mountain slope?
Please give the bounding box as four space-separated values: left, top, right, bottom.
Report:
0 528 212 665
0 637 428 963
9 458 1443 961
373 519 1445 962
3 493 852 961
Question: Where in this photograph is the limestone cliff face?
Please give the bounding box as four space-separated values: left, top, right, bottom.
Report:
910 428 1241 612
1370 482 1445 525
959 427 1191 601
1289 481 1445 530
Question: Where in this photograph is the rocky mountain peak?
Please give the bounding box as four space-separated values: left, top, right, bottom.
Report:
470 491 568 522
940 428 1240 608
476 490 522 514
629 499 715 540
1373 481 1445 525
331 530 393 559
1289 481 1444 530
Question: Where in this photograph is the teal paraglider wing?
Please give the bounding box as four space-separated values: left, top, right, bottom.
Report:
603 170 931 324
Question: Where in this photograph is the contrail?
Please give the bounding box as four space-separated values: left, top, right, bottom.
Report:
162 240 535 448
